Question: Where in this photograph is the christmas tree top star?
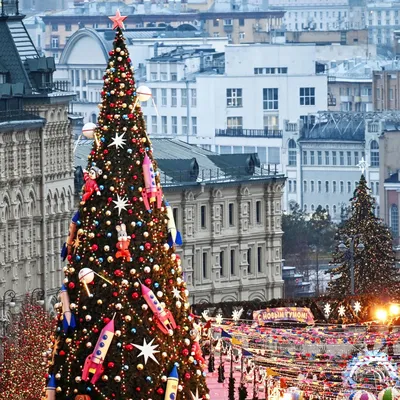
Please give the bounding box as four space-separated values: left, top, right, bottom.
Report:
109 9 127 30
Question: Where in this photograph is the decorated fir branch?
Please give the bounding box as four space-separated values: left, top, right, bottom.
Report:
44 11 209 400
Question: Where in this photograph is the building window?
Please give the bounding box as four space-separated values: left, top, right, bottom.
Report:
161 88 167 106
370 140 379 167
182 117 188 135
257 246 262 273
192 117 197 135
318 180 322 193
152 89 157 105
227 88 243 107
229 203 234 226
324 151 329 165
151 115 157 133
391 204 399 237
254 68 264 74
325 181 329 193
161 72 168 81
347 151 352 165
181 89 187 107
230 249 235 275
263 88 279 110
220 204 224 226
171 89 177 107
220 251 225 277
52 24 58 31
239 18 245 26
347 181 352 193
151 72 157 81
311 180 315 192
288 139 297 166
300 87 315 105
354 151 359 165
65 23 72 31
191 89 197 107
202 252 208 278
339 151 344 165
171 73 177 81
333 181 337 192
256 201 261 223
213 19 219 27
310 151 315 165
340 181 344 193
201 205 206 228
239 32 245 39
171 116 177 135
332 151 337 165
173 207 179 230
303 151 307 165
161 116 167 134
303 180 307 192
247 248 252 273
376 182 379 195
51 36 59 48
293 180 297 193
288 180 292 192
227 116 243 129
317 151 322 165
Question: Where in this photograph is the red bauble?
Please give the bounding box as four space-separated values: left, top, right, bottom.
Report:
59 350 66 356
131 234 136 239
109 51 114 56
108 362 115 368
125 344 134 351
128 113 134 119
115 78 120 83
91 244 98 251
136 387 141 392
133 175 137 180
93 327 99 333
112 291 119 297
145 243 151 250
128 209 133 215
132 292 139 299
184 372 191 380
103 317 111 324
145 278 152 286
157 388 164 395
114 269 123 277
108 197 113 203
68 282 75 289
104 149 109 155
182 349 189 356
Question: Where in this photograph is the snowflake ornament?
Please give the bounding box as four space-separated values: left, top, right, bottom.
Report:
232 308 244 322
338 305 346 317
215 314 223 325
353 301 362 314
201 309 210 321
113 194 129 215
172 287 182 300
190 388 201 400
324 303 331 317
108 131 126 149
133 338 159 364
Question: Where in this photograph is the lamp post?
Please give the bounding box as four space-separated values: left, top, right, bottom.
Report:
30 288 45 306
338 234 365 296
2 290 16 337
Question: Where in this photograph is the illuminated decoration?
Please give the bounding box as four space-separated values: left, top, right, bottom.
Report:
253 307 315 325
215 314 223 325
108 131 126 149
112 193 129 215
202 310 210 321
324 303 331 317
42 18 209 400
378 387 400 400
344 351 399 389
232 308 244 322
133 338 160 365
338 305 346 317
109 9 127 30
353 301 362 314
357 157 368 175
190 387 201 400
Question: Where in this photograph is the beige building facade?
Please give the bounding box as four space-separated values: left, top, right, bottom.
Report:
373 69 400 111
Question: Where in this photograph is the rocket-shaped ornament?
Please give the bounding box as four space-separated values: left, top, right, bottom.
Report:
60 284 76 332
82 317 115 384
164 365 179 400
165 200 182 247
142 154 163 211
141 283 177 335
61 211 80 261
46 374 56 400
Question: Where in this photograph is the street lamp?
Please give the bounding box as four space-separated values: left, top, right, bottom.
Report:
338 234 365 296
31 288 45 306
2 289 16 337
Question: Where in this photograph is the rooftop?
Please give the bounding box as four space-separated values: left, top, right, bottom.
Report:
75 138 283 187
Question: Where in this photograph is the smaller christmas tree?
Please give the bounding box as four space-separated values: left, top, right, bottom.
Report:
328 174 400 297
0 296 55 400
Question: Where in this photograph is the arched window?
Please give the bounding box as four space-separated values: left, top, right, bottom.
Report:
91 113 97 123
304 204 307 213
333 205 337 215
326 204 330 214
370 140 379 167
390 204 399 238
311 204 315 212
288 139 297 166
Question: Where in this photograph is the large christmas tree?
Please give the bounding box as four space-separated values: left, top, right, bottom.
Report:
328 174 400 297
44 12 209 400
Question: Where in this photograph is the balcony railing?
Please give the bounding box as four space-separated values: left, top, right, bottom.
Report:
215 128 283 138
0 108 43 123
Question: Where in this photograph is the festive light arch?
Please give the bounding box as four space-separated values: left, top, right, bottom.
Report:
344 351 399 388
